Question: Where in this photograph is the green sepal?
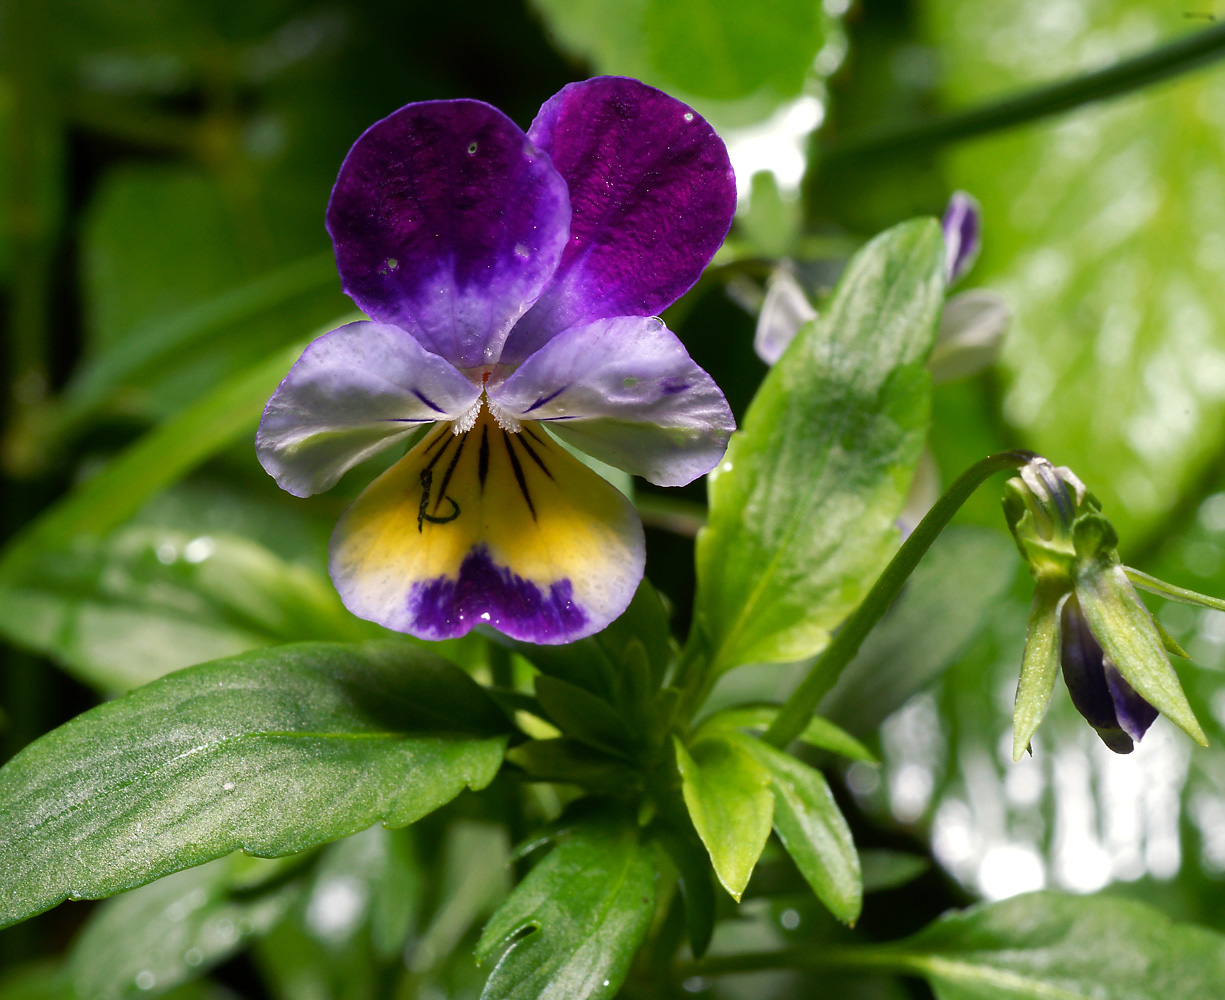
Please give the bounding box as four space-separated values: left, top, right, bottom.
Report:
673 735 774 901
1073 552 1208 747
1012 581 1067 761
1154 618 1190 660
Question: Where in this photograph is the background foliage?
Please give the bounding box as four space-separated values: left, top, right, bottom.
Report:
3 0 1225 997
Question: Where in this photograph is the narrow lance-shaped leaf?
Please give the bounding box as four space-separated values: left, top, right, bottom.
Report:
732 734 861 925
892 891 1225 1000
476 821 656 1000
0 641 509 929
674 735 773 901
694 218 946 670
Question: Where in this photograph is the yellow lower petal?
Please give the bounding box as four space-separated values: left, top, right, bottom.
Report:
329 408 644 643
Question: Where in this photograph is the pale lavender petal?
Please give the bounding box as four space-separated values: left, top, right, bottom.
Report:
754 268 816 366
500 77 736 365
941 191 981 285
491 316 734 487
256 320 481 497
327 100 571 369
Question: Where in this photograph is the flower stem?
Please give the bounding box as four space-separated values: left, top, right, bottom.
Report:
762 449 1035 748
818 22 1225 164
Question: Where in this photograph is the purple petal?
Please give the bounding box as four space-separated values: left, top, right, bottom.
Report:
1060 595 1141 753
256 320 481 497
500 77 736 365
941 191 981 285
491 316 735 486
330 410 644 644
1104 663 1159 744
327 100 571 369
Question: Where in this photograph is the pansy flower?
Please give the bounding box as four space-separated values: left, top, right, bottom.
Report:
256 77 737 645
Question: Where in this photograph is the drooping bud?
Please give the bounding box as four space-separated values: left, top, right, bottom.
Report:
1004 456 1206 758
1060 594 1157 754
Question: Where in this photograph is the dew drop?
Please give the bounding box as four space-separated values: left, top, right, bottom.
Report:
683 112 694 122
223 781 235 791
467 141 478 154
386 257 399 271
513 243 531 259
135 971 156 991
183 536 214 564
184 948 203 967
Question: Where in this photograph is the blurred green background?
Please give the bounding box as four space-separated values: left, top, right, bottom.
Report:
4 0 1225 996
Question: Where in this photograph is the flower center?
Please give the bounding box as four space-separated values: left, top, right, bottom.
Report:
453 392 520 435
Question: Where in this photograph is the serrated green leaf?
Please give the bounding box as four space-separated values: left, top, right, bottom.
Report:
66 855 298 1000
0 526 374 691
696 705 878 764
896 891 1225 1000
674 735 773 900
732 734 861 924
475 821 656 1000
0 641 508 929
695 219 946 671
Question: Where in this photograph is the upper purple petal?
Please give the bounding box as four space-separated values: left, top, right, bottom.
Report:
327 100 571 369
490 315 735 487
500 77 736 366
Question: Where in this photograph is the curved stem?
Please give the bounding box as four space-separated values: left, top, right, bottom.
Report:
763 449 1035 748
818 22 1225 164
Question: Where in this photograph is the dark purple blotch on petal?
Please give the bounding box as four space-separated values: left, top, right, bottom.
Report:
1060 596 1158 753
327 99 570 369
502 77 736 364
408 545 588 643
941 191 981 285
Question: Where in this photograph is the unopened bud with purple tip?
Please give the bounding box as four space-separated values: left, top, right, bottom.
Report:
1003 457 1206 759
941 191 981 285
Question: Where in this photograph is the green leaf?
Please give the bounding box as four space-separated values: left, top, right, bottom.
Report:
695 218 947 670
858 849 930 893
533 676 633 758
653 826 716 959
66 855 299 1000
505 739 640 794
0 641 508 929
475 821 656 1000
0 340 312 580
641 0 830 101
511 581 674 737
696 705 878 764
78 167 344 421
732 734 861 924
0 526 375 691
674 734 773 900
895 891 1225 999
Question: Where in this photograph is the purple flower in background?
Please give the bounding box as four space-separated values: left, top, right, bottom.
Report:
941 191 981 285
257 77 737 645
